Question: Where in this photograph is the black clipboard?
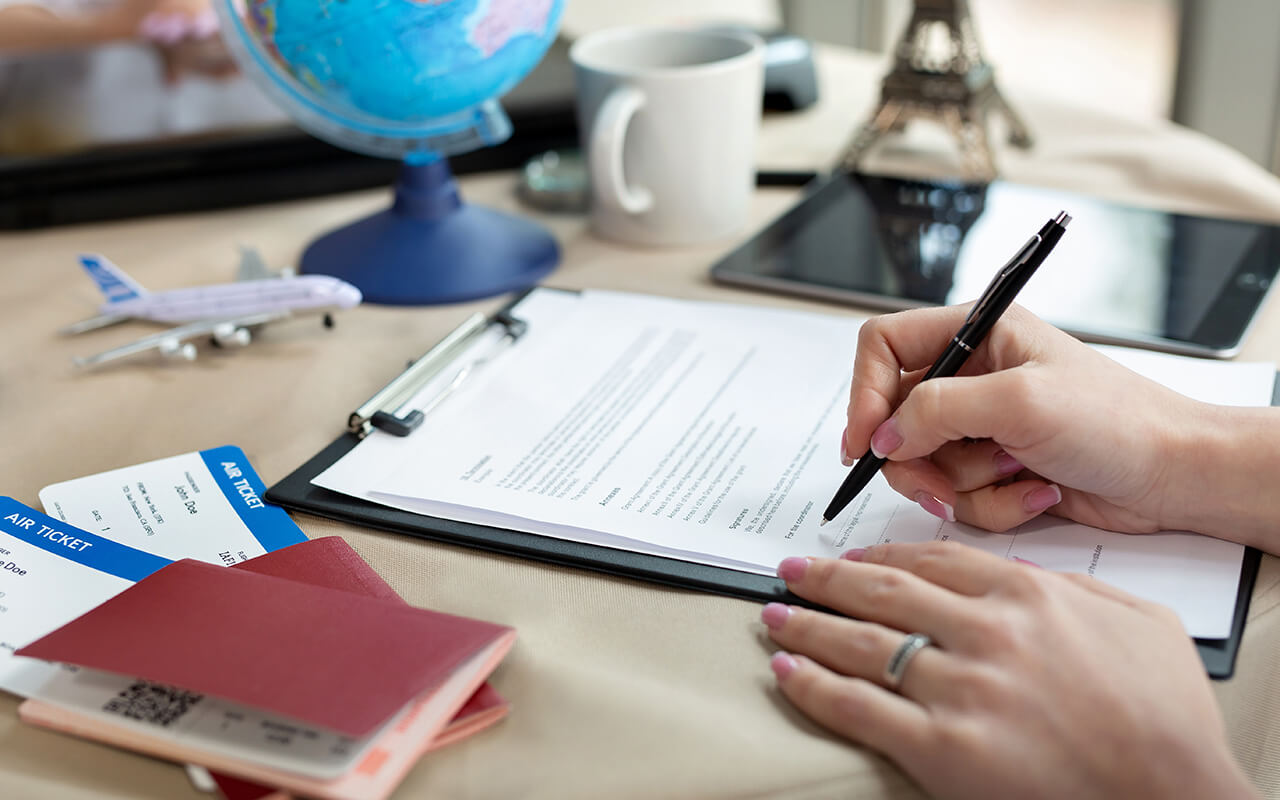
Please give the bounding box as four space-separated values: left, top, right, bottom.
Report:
265 294 1275 680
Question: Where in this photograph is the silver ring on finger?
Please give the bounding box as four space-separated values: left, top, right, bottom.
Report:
884 632 932 690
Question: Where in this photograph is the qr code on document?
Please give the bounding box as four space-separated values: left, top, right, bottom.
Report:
102 681 204 727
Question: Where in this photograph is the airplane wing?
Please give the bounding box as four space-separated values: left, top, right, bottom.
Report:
72 311 292 369
60 312 133 336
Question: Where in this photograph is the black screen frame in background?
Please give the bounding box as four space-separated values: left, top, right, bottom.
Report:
710 172 1280 359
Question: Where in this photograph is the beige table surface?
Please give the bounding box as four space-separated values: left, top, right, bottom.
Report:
3 48 1280 799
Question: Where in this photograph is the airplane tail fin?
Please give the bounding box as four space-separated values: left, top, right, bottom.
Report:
78 254 149 304
234 245 273 282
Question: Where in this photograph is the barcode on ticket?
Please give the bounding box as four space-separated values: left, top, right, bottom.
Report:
102 681 203 727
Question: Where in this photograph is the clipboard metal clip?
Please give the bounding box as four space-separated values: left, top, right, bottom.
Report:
348 310 527 438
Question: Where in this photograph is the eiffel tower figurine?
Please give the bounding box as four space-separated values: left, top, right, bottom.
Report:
841 0 1032 179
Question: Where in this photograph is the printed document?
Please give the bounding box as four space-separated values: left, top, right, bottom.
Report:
314 290 1277 639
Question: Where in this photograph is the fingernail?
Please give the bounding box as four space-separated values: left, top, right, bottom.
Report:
777 556 809 582
993 449 1023 477
1012 556 1042 568
1023 484 1062 513
870 418 903 458
840 547 867 561
192 8 219 36
761 602 792 630
840 427 853 467
770 651 799 680
159 16 188 42
139 12 167 38
914 491 956 522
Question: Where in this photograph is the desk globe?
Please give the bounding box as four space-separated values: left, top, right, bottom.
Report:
214 0 565 304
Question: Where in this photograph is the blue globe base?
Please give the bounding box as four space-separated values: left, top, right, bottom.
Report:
300 160 559 305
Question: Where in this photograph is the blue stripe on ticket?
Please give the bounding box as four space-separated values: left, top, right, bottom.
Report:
0 496 171 582
199 446 306 553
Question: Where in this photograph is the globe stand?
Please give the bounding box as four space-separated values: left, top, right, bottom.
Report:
300 158 560 305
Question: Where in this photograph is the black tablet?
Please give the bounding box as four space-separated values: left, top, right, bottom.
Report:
711 172 1280 358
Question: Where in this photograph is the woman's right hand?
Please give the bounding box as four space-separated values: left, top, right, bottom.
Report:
842 304 1215 536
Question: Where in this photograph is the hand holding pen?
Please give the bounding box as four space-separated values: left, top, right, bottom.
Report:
822 212 1071 526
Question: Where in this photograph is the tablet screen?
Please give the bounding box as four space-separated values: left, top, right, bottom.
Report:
711 173 1280 357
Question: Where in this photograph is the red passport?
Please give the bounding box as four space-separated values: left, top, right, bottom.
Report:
231 535 407 602
18 553 513 738
19 538 512 800
223 537 509 748
210 538 510 798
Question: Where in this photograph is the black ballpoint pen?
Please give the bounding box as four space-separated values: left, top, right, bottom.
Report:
820 210 1072 526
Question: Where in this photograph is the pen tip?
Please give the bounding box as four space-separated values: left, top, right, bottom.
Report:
818 518 829 527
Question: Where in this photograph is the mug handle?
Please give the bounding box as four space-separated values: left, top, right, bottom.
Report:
589 87 653 214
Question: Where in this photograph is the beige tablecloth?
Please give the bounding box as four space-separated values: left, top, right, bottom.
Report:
1 47 1279 799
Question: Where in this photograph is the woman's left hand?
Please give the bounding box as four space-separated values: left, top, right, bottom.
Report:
763 543 1257 800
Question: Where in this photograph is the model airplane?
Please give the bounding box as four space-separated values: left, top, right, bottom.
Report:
64 250 362 368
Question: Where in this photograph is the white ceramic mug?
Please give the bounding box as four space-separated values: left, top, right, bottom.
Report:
570 27 765 246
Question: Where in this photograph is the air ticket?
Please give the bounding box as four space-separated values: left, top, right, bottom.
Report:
0 447 305 696
0 502 396 781
0 497 168 695
39 446 305 566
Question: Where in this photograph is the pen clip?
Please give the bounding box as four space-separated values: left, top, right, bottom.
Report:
964 233 1041 325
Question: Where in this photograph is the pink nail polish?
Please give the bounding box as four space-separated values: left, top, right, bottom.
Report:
869 418 903 458
993 449 1023 477
770 651 798 680
841 547 867 561
139 13 166 38
1023 484 1063 513
776 557 809 582
839 428 852 467
761 602 791 630
192 8 219 37
914 491 956 522
159 16 187 43
1012 556 1042 568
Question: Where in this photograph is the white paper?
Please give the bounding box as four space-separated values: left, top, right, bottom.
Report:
315 289 1276 639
